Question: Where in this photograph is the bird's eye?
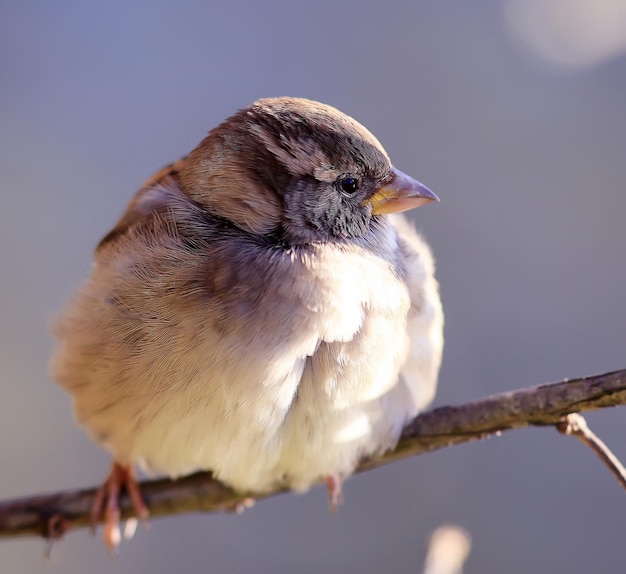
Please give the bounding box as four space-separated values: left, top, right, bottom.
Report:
337 177 360 195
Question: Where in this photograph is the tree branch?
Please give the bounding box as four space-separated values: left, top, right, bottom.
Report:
1 369 625 541
556 413 626 492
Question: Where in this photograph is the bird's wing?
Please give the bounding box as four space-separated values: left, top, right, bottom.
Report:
96 157 189 251
390 214 444 412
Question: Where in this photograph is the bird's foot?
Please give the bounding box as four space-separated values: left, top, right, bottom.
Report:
232 497 256 515
325 474 344 513
91 462 150 552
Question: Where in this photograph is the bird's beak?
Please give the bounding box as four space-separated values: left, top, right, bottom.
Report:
366 168 439 215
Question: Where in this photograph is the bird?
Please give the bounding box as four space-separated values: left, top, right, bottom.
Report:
50 97 444 549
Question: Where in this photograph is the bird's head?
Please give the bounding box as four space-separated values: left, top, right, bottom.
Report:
179 97 438 244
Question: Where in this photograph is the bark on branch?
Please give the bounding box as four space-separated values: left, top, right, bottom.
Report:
1 368 625 541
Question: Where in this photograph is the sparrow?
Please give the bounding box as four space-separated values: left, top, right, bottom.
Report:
50 97 444 549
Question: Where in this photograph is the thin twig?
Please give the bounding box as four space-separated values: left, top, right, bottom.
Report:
0 368 625 540
556 413 626 491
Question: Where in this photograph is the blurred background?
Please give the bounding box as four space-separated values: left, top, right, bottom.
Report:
1 1 625 572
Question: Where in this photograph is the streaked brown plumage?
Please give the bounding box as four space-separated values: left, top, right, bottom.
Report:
51 97 444 549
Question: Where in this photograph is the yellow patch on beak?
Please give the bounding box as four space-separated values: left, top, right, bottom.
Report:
366 168 439 215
